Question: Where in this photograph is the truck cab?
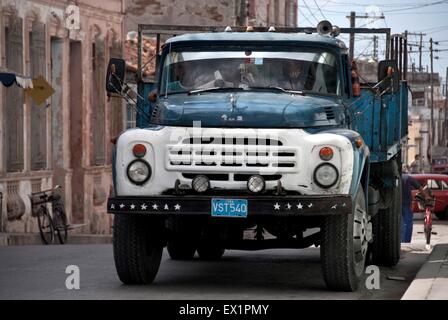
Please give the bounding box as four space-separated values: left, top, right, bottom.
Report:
106 22 407 291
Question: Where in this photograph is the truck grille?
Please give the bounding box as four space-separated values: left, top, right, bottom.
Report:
166 134 298 173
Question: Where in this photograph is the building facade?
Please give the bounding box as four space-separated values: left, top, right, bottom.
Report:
0 0 298 236
0 0 125 235
125 0 298 31
405 71 446 172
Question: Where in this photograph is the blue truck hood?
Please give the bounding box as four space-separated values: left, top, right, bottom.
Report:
152 92 344 128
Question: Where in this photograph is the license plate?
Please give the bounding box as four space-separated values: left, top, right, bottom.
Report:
211 198 248 218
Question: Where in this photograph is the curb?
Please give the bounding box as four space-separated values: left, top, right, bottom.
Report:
401 243 448 300
0 233 112 246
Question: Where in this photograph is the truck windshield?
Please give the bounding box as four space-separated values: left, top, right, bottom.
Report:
160 49 340 96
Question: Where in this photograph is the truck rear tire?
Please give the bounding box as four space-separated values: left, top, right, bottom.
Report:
197 243 225 260
113 214 163 285
370 178 401 266
321 186 368 291
167 238 197 260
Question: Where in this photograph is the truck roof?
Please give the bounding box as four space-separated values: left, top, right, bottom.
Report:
165 32 347 49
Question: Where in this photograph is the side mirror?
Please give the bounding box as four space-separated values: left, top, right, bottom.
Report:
106 58 126 94
378 60 399 94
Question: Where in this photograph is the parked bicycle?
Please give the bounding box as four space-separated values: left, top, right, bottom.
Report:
29 185 68 245
415 188 436 249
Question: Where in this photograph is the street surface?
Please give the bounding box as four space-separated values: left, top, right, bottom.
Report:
0 220 447 300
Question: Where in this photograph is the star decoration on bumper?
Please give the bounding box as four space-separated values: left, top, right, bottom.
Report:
107 199 350 216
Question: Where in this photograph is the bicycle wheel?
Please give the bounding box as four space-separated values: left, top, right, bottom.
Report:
424 208 432 246
53 207 68 244
37 207 54 245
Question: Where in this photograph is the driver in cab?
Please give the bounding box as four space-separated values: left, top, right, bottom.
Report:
278 60 315 91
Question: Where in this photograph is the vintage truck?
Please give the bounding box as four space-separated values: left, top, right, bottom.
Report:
106 21 408 291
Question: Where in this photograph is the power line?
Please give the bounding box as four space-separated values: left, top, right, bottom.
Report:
382 0 448 13
302 0 321 24
317 0 447 7
419 25 448 32
304 0 448 14
313 0 328 20
356 42 374 59
297 7 317 26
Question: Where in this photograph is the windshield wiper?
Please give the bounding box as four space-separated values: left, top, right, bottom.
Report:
188 85 305 95
248 86 305 95
188 87 244 95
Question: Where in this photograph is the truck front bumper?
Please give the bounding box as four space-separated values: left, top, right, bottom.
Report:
107 194 352 217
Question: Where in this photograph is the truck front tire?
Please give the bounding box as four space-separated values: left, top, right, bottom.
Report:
321 186 368 291
370 177 402 266
113 214 164 285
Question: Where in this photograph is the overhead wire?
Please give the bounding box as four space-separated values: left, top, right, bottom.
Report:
303 0 321 24
297 6 318 26
313 0 328 20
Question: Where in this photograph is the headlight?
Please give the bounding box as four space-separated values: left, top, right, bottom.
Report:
127 160 151 185
247 175 265 193
313 163 339 188
192 175 210 193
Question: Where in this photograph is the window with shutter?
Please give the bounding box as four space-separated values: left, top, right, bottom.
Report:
5 14 24 172
91 39 106 166
30 22 47 171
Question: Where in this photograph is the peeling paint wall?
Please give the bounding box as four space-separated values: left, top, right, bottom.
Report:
126 0 235 30
0 0 124 235
125 0 298 31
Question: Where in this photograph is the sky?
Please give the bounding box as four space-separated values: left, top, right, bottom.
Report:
298 0 448 90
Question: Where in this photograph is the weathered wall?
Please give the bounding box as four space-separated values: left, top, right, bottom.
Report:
125 0 297 31
126 0 237 30
0 0 124 235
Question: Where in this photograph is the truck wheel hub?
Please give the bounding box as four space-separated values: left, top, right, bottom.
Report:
353 204 371 263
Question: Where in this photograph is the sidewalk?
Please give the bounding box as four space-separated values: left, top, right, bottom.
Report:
401 243 448 300
0 232 111 246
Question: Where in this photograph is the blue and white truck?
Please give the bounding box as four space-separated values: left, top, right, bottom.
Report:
106 21 408 291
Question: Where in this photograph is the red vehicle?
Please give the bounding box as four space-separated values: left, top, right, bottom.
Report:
432 157 448 175
411 174 448 220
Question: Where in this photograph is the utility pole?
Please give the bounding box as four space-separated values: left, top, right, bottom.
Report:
349 11 355 61
407 32 426 72
346 12 385 61
442 68 448 147
373 35 378 61
419 33 424 72
429 38 435 169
